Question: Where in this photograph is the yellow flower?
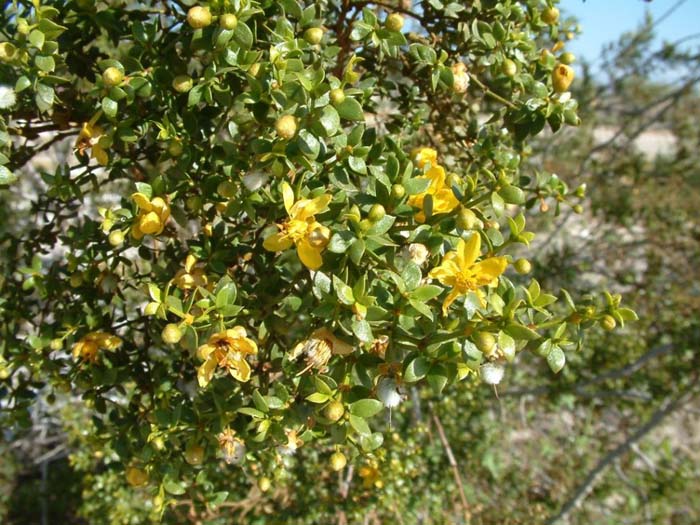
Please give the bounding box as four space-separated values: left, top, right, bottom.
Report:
131 193 170 239
428 234 508 315
263 182 331 270
411 147 438 169
278 429 303 455
359 464 382 489
173 255 208 290
72 331 122 363
76 122 109 166
407 164 460 222
290 327 354 373
196 326 257 387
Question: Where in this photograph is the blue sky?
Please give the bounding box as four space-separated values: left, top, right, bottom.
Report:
560 0 700 65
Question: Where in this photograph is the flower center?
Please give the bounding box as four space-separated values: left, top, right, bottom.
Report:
454 271 477 293
284 217 314 242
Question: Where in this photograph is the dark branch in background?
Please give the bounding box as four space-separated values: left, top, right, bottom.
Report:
545 380 699 524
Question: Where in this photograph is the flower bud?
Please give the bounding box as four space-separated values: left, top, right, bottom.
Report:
600 315 616 331
102 67 124 87
257 477 271 492
172 74 193 93
108 230 125 247
514 258 532 275
219 13 238 30
329 452 347 471
304 27 324 45
368 204 386 222
474 332 496 355
139 211 162 235
162 323 183 344
187 6 212 29
275 115 297 139
184 443 204 465
126 467 149 487
329 88 346 106
502 59 517 77
324 400 345 422
391 183 406 199
542 7 560 25
385 13 405 32
456 208 478 230
217 180 236 198
167 140 183 157
560 52 576 65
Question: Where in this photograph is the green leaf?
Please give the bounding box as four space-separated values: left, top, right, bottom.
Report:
409 299 434 321
35 83 54 112
332 275 355 305
328 231 356 253
0 166 17 185
318 105 340 136
349 398 383 418
163 476 186 495
297 129 320 159
348 414 371 435
252 389 269 413
547 346 566 373
28 30 45 50
352 319 373 343
367 215 395 235
491 192 505 217
234 22 254 48
404 356 429 383
35 55 55 72
498 331 516 362
404 177 431 195
349 238 366 264
336 98 365 121
411 285 443 301
15 76 31 93
306 392 329 404
101 97 118 119
360 432 384 451
504 323 540 341
401 262 422 291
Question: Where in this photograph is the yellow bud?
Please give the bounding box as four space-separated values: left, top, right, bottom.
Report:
304 27 324 45
219 13 238 30
275 115 297 139
217 180 236 198
126 467 149 487
172 74 193 93
167 140 183 157
184 443 205 465
102 67 124 87
600 315 616 331
474 332 496 355
0 42 17 62
456 208 478 230
385 13 405 32
324 400 345 422
514 258 532 275
502 58 517 77
203 223 213 236
162 323 183 344
108 230 125 247
257 477 271 492
329 88 346 106
329 452 347 471
542 6 560 25
552 63 574 93
50 338 63 351
187 6 212 29
368 204 386 222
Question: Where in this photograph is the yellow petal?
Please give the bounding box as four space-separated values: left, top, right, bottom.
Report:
131 222 144 240
131 193 152 211
92 145 108 166
263 231 293 252
432 189 459 214
428 259 460 284
441 288 462 316
458 234 481 270
294 194 331 220
139 211 162 235
196 344 215 361
472 256 508 283
297 240 323 270
197 357 217 388
229 356 251 382
281 182 295 214
226 326 247 339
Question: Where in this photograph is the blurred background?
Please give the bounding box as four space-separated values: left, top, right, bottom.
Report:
1 1 699 524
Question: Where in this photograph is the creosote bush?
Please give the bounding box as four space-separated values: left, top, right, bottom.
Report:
0 0 636 522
